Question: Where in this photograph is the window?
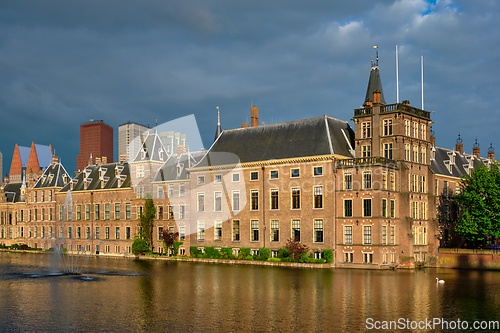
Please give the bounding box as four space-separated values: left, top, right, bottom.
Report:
115 227 120 240
362 122 371 138
197 221 205 240
198 193 205 212
420 124 426 140
413 122 418 138
232 220 240 241
232 191 240 211
214 192 222 211
344 173 352 190
85 204 90 220
291 188 300 209
382 172 387 190
344 252 353 263
197 176 205 185
271 189 279 210
250 171 258 180
314 186 323 209
270 170 278 179
215 174 222 183
115 203 120 220
67 227 71 239
126 227 130 240
168 206 174 219
413 202 419 219
291 168 300 178
382 199 387 217
271 220 279 242
180 227 185 241
344 226 353 244
67 207 71 221
126 203 131 220
49 190 52 202
363 225 372 244
158 206 163 219
363 199 372 217
251 190 259 210
422 227 427 245
364 253 373 263
390 200 395 218
95 204 100 220
419 176 426 193
179 184 185 197
412 174 418 192
136 164 144 178
390 226 395 245
41 191 45 202
314 219 323 243
382 225 387 245
405 144 411 161
383 119 393 136
421 202 427 220
443 181 448 197
390 172 395 191
251 220 259 241
105 227 109 239
158 186 164 199
232 173 239 182
435 179 438 196
168 184 174 198
215 220 222 240
404 120 410 136
34 192 37 202
344 199 353 217
292 220 300 241
420 147 426 163
105 203 110 220
363 171 372 189
179 206 185 219
413 146 419 162
362 145 371 157
384 143 393 159
313 166 323 176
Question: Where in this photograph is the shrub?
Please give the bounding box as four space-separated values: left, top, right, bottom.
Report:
172 242 183 256
268 257 281 262
244 255 253 261
132 238 150 254
315 258 326 264
10 244 21 250
278 248 291 259
190 246 202 258
285 238 308 262
204 247 221 259
299 252 313 263
220 248 232 258
259 248 270 261
281 257 293 262
238 248 251 260
323 250 333 263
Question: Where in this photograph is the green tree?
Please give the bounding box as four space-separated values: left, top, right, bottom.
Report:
139 197 156 250
132 236 150 254
455 164 500 241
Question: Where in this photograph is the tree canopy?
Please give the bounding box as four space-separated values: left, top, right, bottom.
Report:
139 197 156 250
455 164 500 241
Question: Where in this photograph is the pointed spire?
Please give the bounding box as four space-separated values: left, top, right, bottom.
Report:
364 47 385 106
21 170 26 189
214 106 222 142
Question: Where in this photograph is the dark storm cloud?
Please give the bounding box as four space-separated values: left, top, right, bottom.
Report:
0 0 499 174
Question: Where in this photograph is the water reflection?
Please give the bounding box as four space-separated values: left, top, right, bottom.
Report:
1 252 500 332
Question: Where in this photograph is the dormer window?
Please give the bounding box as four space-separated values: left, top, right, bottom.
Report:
99 167 107 179
451 152 456 165
159 148 164 161
431 147 436 160
141 148 147 160
177 166 181 176
71 179 78 190
101 176 110 188
84 178 92 190
115 166 124 177
62 174 69 184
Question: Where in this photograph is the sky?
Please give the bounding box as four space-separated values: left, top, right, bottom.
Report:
0 0 499 175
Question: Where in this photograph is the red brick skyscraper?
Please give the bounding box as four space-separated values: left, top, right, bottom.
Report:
76 120 113 172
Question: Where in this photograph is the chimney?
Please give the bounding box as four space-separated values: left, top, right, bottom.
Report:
472 139 480 159
488 143 495 161
241 123 248 128
430 135 436 147
373 90 381 104
4 176 8 184
251 106 259 127
177 145 186 157
101 156 107 165
455 134 463 155
119 154 127 163
52 156 59 166
95 157 101 165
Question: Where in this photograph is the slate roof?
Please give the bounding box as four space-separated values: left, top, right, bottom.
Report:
33 163 71 188
364 66 386 105
431 147 491 178
154 151 206 182
60 162 131 192
3 182 22 203
195 115 355 168
132 131 169 163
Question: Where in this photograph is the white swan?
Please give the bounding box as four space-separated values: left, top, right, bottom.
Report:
436 277 445 283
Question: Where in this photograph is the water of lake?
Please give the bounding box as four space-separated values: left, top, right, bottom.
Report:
0 251 499 332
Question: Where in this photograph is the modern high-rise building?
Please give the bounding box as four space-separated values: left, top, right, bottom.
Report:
76 120 113 172
159 131 188 156
118 121 150 162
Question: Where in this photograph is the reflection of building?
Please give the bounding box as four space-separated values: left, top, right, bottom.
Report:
76 120 113 172
9 142 53 182
118 121 150 163
159 131 188 156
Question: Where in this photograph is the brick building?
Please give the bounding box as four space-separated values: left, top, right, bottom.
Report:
76 120 113 172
